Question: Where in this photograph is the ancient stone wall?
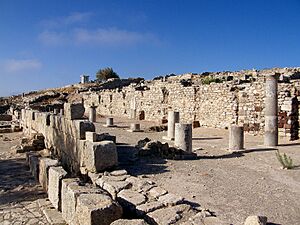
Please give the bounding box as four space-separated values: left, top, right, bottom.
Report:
83 76 300 135
21 106 118 174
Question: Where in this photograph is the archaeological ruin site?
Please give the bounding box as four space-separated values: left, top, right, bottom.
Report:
1 67 300 225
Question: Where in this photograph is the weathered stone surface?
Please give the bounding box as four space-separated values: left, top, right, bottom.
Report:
96 177 132 199
48 166 68 210
64 103 85 120
111 219 149 225
86 132 116 143
43 208 66 225
126 177 156 192
39 158 59 191
146 204 191 225
74 120 95 140
136 201 165 215
83 141 118 172
158 193 184 206
148 186 168 199
244 216 267 225
110 169 127 176
76 193 123 225
61 178 104 225
117 189 147 213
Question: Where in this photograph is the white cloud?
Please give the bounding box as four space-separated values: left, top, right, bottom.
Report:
41 12 93 28
38 27 159 47
73 28 156 46
38 30 66 46
3 59 42 73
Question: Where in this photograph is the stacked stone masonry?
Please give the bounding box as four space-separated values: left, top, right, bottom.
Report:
21 106 118 175
82 74 300 136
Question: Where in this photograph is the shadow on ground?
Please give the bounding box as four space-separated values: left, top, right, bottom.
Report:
117 145 169 176
198 147 277 160
192 137 223 141
0 158 46 205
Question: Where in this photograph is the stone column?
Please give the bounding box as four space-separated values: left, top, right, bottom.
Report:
163 111 180 140
89 106 96 122
129 123 141 132
60 109 64 116
229 125 244 150
53 109 59 115
264 73 279 147
130 109 137 120
104 117 116 127
175 123 192 152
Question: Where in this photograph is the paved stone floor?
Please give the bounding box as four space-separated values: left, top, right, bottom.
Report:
0 132 50 225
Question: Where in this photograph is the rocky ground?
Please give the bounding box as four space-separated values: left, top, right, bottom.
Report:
0 132 50 225
0 117 299 225
94 116 300 225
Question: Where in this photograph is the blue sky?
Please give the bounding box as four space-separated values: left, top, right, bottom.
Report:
0 0 300 96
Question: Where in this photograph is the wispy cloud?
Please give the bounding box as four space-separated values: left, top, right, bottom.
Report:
38 27 159 47
3 59 42 73
38 12 160 47
73 28 158 46
38 30 66 46
41 12 93 28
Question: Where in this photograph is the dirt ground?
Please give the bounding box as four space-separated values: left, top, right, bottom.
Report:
0 116 299 225
95 116 300 225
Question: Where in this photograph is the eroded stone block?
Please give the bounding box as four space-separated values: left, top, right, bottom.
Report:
76 193 123 225
48 166 68 210
64 103 85 120
83 141 118 172
111 219 149 225
39 157 59 191
74 120 95 140
61 178 104 225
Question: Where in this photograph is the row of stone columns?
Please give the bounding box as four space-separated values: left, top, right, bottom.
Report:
87 73 279 151
228 73 279 150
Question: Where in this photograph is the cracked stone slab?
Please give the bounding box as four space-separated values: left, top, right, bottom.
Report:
146 204 191 225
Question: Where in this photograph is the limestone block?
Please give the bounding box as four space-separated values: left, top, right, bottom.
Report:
38 157 59 191
158 193 184 206
64 103 85 120
136 201 165 216
244 216 267 225
148 186 168 199
74 120 95 140
48 166 68 210
76 193 123 225
61 178 105 225
111 219 149 225
27 153 40 181
110 169 127 176
84 141 118 172
86 132 116 143
146 204 191 225
96 176 132 199
117 189 147 213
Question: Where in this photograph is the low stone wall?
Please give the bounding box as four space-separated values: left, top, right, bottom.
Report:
21 104 118 175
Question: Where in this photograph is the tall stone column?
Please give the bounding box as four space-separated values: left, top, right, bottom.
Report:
264 73 279 147
89 106 97 122
174 123 192 152
163 111 180 140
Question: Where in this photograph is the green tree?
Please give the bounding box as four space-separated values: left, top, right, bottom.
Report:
96 67 119 82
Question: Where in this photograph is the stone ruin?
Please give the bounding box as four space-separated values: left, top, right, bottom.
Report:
1 67 300 224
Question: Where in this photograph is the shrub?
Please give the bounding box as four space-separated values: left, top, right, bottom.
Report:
96 67 119 82
275 150 294 169
202 77 223 85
